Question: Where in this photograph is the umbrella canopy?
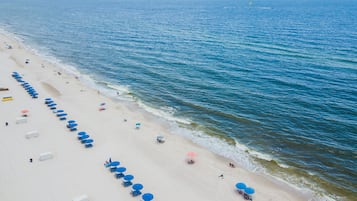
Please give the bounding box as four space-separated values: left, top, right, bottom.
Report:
244 187 255 195
78 131 87 136
68 120 76 124
57 113 67 117
108 161 120 167
132 183 143 191
116 167 126 173
56 110 64 113
78 135 90 140
21 109 29 114
235 182 246 190
187 151 197 158
81 139 94 144
68 123 78 128
123 174 134 181
142 193 154 201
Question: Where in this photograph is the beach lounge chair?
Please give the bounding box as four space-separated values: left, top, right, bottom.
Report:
85 143 93 148
2 96 13 101
70 127 78 132
115 173 125 178
123 181 133 187
156 135 165 143
243 193 253 200
59 117 67 121
72 194 89 201
131 190 142 196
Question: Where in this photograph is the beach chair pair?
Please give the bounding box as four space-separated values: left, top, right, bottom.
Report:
244 193 253 201
115 173 125 179
131 190 142 197
123 181 133 187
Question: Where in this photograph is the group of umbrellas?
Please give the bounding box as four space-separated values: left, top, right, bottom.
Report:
45 98 69 122
12 72 38 99
235 182 255 200
77 131 94 148
105 159 154 201
45 98 94 148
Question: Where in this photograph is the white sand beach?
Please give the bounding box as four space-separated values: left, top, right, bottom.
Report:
0 32 310 201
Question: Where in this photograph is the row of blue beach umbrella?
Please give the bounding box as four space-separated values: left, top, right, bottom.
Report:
45 98 67 120
235 182 255 200
45 98 94 148
77 131 94 148
12 72 38 98
105 159 154 201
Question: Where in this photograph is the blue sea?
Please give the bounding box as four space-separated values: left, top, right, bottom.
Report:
0 0 356 200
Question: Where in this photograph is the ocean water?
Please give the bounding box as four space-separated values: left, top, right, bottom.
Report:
0 0 356 200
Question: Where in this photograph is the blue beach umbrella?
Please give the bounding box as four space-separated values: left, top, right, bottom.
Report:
235 182 246 190
115 167 126 178
78 135 90 140
57 113 67 117
109 161 120 167
244 187 255 195
132 183 143 191
78 131 87 136
56 110 64 113
68 120 76 124
68 123 78 128
48 103 57 107
116 167 126 173
142 193 154 201
123 174 134 181
81 139 93 144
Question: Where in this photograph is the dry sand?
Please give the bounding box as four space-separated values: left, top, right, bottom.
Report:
0 32 310 201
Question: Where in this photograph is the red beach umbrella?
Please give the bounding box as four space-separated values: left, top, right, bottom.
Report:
187 151 197 158
21 109 29 114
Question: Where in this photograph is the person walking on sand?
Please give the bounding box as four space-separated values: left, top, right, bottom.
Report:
5 122 8 126
219 174 224 179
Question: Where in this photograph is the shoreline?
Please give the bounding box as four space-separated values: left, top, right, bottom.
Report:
0 30 312 201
